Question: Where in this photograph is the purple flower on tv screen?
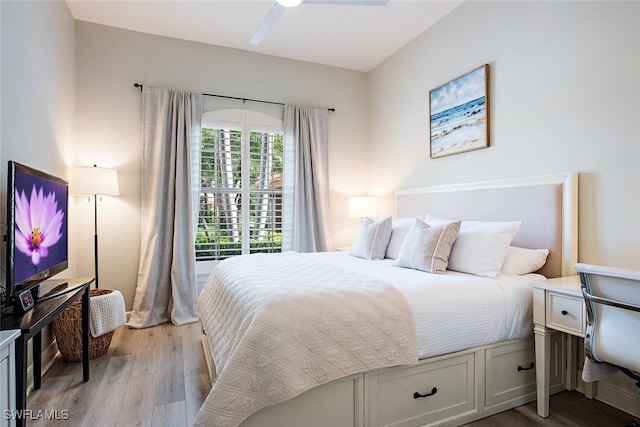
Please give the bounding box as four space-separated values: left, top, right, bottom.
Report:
14 185 64 266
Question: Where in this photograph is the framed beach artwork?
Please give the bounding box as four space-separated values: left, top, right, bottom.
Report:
429 64 490 158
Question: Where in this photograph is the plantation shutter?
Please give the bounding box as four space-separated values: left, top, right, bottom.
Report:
196 109 284 262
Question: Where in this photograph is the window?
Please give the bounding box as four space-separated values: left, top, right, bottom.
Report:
196 109 284 263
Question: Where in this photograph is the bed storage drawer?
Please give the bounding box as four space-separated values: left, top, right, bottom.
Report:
485 338 536 406
242 374 364 427
365 353 476 427
485 335 564 408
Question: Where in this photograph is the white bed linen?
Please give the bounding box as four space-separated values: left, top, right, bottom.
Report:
195 252 418 427
315 251 544 359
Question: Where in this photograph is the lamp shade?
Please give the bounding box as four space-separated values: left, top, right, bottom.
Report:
70 166 120 196
348 196 377 218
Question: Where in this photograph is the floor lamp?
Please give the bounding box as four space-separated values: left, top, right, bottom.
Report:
70 165 120 289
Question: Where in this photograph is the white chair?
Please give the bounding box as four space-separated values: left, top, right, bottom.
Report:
575 263 640 426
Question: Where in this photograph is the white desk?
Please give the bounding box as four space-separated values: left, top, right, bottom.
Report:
532 275 594 418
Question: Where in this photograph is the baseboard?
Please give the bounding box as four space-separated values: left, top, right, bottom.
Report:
595 379 640 418
577 366 638 418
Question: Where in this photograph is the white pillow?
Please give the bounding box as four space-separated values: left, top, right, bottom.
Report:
393 218 461 274
349 216 392 260
385 216 424 259
501 246 549 275
426 215 521 278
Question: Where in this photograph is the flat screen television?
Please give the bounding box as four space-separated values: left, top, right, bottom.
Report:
3 161 68 307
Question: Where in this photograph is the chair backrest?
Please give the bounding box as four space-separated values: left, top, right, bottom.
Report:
575 263 640 373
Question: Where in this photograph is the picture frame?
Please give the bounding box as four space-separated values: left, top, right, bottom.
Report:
429 64 490 158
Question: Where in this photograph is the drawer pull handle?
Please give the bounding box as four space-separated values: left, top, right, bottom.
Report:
517 362 535 372
413 387 438 399
561 310 569 315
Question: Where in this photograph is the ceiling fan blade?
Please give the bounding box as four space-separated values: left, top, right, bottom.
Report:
250 3 284 45
303 0 389 5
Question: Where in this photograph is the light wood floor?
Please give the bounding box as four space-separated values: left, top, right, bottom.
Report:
28 322 211 427
28 322 636 427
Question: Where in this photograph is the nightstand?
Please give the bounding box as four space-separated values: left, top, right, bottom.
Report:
532 275 593 418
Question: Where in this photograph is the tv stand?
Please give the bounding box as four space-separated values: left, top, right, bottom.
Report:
0 277 93 427
34 279 86 303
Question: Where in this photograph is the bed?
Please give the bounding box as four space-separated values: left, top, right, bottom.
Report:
195 172 578 427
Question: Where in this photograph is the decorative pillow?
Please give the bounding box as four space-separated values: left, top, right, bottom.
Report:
349 216 392 260
385 216 424 259
393 218 461 274
425 215 521 278
501 246 549 275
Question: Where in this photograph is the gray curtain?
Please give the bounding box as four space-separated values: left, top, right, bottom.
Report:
282 105 332 252
127 86 202 328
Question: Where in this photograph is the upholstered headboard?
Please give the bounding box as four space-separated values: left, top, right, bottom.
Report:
394 173 578 278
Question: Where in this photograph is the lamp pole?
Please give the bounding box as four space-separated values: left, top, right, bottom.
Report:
71 164 119 290
93 192 99 289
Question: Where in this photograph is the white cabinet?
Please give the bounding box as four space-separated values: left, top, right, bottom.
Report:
1 330 20 427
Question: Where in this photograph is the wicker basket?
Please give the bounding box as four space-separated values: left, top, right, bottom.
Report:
52 288 115 361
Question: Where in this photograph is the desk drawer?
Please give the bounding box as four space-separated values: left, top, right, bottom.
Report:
546 292 585 336
365 353 475 427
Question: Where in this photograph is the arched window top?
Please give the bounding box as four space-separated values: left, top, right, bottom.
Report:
202 108 283 134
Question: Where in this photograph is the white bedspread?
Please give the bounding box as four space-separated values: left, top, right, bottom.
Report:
195 252 418 427
314 251 543 359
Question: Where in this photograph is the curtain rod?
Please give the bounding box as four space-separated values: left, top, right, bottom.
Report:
133 83 335 112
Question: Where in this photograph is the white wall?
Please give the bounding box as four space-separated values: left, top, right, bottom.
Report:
74 22 370 308
1 0 77 277
7 0 638 310
0 0 76 377
368 1 640 270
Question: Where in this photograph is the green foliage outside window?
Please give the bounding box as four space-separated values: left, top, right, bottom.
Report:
196 127 284 261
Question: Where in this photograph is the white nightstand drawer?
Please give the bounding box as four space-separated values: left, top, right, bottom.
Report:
546 292 585 336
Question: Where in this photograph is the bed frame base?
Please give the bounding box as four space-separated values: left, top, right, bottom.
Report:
201 332 567 427
198 173 579 425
